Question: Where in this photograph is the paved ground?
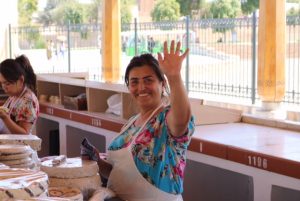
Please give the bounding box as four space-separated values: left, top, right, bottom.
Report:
19 48 223 81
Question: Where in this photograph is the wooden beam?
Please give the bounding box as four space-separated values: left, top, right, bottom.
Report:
101 0 121 82
257 0 286 102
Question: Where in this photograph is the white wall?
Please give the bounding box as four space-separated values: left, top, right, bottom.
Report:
0 0 18 60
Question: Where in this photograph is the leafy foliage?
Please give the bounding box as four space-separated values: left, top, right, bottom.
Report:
210 0 241 19
151 0 180 22
18 0 38 25
37 0 101 25
84 0 102 23
287 7 300 17
209 0 241 36
241 0 259 15
121 0 135 24
287 0 300 3
36 0 134 26
176 0 206 16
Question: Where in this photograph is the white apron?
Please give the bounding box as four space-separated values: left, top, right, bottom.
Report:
0 87 27 134
107 105 183 201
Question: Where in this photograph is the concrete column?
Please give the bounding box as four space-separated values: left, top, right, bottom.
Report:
101 0 121 82
257 0 286 110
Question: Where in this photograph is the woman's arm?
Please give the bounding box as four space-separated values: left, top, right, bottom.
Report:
5 118 31 134
0 110 30 134
158 40 191 137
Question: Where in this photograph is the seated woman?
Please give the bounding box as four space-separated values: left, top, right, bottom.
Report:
82 40 195 201
0 55 39 134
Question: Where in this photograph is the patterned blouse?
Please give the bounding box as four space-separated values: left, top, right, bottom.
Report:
4 87 39 133
108 106 195 194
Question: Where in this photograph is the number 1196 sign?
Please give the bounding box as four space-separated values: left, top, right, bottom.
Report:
248 155 268 169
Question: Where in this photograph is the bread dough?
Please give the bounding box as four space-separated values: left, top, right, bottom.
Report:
1 156 31 166
41 157 99 179
49 174 101 200
48 186 83 201
10 160 35 169
0 144 31 155
0 134 42 151
0 163 8 169
0 149 32 160
0 169 48 199
16 197 71 201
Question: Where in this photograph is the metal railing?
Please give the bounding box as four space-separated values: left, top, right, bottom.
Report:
8 16 300 105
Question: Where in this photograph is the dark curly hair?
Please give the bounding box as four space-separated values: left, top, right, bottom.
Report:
0 55 37 94
125 53 165 86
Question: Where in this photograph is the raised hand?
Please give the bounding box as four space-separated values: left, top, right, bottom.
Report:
157 40 191 137
157 40 189 78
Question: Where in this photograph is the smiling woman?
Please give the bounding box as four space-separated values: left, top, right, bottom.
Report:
82 40 195 201
0 55 39 134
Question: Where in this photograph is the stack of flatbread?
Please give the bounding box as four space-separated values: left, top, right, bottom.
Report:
14 197 71 201
41 156 101 200
0 162 8 169
0 145 34 169
0 168 48 200
0 134 42 151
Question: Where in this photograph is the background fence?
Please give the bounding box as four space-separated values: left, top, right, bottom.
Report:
8 15 300 105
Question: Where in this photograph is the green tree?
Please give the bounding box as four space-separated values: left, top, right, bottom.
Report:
50 1 83 25
176 0 206 17
37 0 135 26
84 0 102 23
287 0 300 3
121 0 135 24
210 0 241 19
209 0 241 42
64 4 83 24
286 7 300 25
37 0 101 25
151 0 181 22
18 0 38 25
36 0 59 25
241 0 259 15
287 7 298 16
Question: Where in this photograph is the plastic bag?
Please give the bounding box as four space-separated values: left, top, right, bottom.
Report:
106 94 122 116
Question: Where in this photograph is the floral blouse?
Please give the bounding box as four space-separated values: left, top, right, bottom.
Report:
4 87 39 133
108 106 195 194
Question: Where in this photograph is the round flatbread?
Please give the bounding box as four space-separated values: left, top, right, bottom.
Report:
48 186 83 201
1 157 32 166
0 163 8 169
0 168 48 199
0 134 42 151
0 149 32 161
49 174 100 200
0 144 31 155
12 160 35 169
22 197 71 201
41 157 99 179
